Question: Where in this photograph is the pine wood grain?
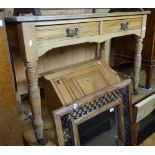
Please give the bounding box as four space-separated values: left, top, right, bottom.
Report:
102 17 142 34
35 22 100 44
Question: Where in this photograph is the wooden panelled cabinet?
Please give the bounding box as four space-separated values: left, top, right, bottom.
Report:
114 9 155 89
0 13 23 145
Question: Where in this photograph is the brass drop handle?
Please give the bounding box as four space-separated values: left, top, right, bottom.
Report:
120 22 129 31
66 28 79 37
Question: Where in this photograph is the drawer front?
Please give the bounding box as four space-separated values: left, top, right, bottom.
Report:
134 94 155 123
35 22 100 44
102 18 142 34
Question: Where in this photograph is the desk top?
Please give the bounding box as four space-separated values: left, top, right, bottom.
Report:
5 11 150 23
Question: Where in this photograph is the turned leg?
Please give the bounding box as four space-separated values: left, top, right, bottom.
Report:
25 62 47 145
96 43 101 59
145 66 154 89
104 39 111 65
133 37 143 95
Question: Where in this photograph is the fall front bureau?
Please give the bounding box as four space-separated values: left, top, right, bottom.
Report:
5 11 149 144
41 59 133 145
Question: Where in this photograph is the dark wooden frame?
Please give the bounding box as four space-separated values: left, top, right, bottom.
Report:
53 79 133 146
0 12 23 145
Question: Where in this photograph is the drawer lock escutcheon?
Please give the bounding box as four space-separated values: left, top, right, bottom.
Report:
66 28 79 37
120 22 129 31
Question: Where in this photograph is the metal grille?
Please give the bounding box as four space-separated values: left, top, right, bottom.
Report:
121 87 131 145
61 115 75 146
61 86 131 146
69 90 121 120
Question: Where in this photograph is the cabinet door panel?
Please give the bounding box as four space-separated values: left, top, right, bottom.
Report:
63 62 117 99
0 14 23 145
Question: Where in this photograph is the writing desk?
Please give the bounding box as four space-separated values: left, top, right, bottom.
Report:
5 11 149 145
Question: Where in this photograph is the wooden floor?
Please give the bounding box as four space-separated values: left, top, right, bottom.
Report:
20 98 56 146
20 68 155 146
139 133 155 146
120 66 155 104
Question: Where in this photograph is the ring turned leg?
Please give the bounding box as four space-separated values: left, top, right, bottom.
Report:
133 37 143 95
25 62 47 145
104 39 111 65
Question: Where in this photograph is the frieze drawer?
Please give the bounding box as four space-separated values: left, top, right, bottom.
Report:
134 94 155 123
102 18 142 34
35 21 100 44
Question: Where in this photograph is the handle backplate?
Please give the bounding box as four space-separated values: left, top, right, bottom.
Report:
66 28 79 37
120 22 129 31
